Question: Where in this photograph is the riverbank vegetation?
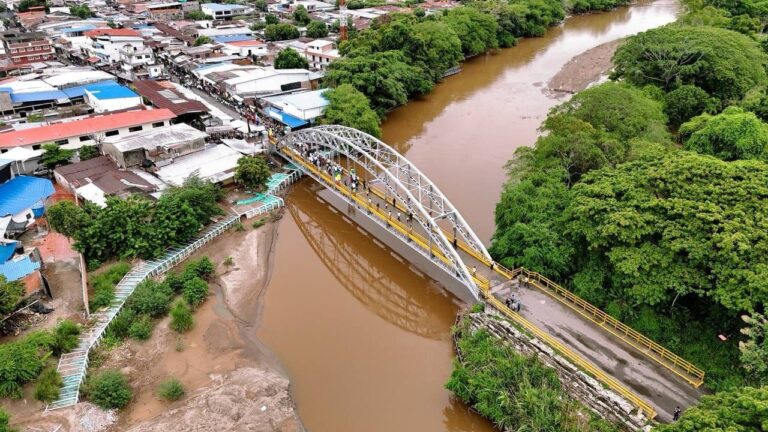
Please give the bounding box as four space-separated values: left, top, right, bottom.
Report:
487 0 768 428
322 0 635 132
448 320 620 431
47 176 223 265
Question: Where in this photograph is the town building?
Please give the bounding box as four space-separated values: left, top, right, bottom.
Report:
82 28 145 64
0 108 176 152
200 3 252 20
261 89 328 128
53 156 158 207
84 82 142 113
155 143 241 185
147 2 186 20
101 123 208 168
131 79 208 122
304 39 339 70
1 31 55 66
0 175 55 239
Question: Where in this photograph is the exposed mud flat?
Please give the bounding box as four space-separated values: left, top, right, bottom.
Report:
547 39 622 96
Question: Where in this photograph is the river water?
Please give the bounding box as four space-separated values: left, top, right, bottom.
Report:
257 2 679 430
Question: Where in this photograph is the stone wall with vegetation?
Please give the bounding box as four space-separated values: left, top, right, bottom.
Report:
457 311 649 431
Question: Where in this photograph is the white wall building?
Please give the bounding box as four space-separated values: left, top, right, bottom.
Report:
304 39 339 70
84 83 142 113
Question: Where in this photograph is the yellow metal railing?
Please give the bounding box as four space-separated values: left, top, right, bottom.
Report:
516 269 705 388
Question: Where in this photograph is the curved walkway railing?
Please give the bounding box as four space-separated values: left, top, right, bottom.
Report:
47 173 296 411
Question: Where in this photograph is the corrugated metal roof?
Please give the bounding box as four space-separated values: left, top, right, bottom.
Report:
213 35 254 43
0 255 40 281
7 90 69 104
61 80 117 99
0 176 55 217
85 83 138 100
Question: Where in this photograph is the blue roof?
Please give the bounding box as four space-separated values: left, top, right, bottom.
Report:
60 25 96 34
0 176 55 217
85 83 138 100
213 34 255 43
0 241 18 264
0 256 40 281
267 107 308 129
202 2 246 11
0 89 69 104
61 80 117 99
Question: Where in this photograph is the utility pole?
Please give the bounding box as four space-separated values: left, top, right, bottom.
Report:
339 0 347 41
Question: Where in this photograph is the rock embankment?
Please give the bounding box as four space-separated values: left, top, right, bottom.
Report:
461 312 649 431
128 367 301 432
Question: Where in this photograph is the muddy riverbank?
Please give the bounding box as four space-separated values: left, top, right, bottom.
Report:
547 39 622 95
12 221 302 432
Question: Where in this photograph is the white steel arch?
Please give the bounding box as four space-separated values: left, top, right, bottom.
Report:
276 125 492 300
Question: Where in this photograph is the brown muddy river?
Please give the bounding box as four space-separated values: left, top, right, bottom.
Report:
257 2 679 430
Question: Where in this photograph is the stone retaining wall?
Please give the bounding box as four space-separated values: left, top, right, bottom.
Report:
460 311 650 431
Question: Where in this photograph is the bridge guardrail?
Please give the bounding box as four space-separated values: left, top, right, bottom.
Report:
517 268 705 388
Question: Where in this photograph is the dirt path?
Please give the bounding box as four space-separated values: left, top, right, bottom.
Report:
547 39 622 96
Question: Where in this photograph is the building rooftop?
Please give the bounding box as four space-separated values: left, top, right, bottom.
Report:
0 176 55 217
201 3 249 11
85 83 138 100
85 28 142 38
263 89 329 111
0 109 176 148
155 144 241 186
132 80 208 116
103 123 207 152
213 34 255 43
0 255 40 282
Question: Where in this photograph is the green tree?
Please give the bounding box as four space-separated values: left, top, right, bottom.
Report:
656 386 768 432
0 341 46 398
265 13 279 25
157 378 185 401
182 277 209 308
443 7 499 56
322 84 382 137
727 14 762 34
0 276 25 317
680 107 768 161
40 143 75 169
125 280 173 318
86 370 132 409
194 36 213 46
325 51 432 116
254 0 267 12
186 10 211 20
69 4 92 18
274 47 309 69
128 315 153 340
234 156 271 190
16 0 46 12
612 25 768 105
170 300 194 333
78 145 99 161
265 23 300 41
306 20 329 38
0 408 16 432
52 320 80 356
664 85 714 128
47 201 88 238
293 4 311 25
739 313 768 384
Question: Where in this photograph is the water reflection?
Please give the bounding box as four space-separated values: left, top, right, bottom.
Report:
288 180 456 340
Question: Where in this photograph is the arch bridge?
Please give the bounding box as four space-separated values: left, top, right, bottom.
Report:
273 125 706 422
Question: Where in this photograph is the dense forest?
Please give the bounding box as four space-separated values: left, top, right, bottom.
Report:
489 0 768 428
320 0 633 135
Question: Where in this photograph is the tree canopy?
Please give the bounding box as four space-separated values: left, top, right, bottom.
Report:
656 386 768 432
274 48 309 69
293 5 311 25
69 4 91 18
265 23 300 41
0 276 24 317
234 156 271 191
680 107 768 162
306 20 329 38
612 25 768 105
321 84 382 137
443 7 500 56
194 36 212 46
40 143 74 169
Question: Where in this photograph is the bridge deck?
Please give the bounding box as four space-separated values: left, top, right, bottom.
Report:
281 147 704 422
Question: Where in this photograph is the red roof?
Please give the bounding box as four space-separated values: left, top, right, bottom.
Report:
85 28 141 38
227 40 265 47
0 109 176 148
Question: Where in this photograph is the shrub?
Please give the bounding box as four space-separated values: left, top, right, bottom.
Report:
128 315 153 340
252 218 266 229
125 280 173 318
86 370 132 409
223 256 234 267
157 378 185 401
0 408 15 432
170 300 194 333
164 272 185 294
33 367 62 403
108 308 136 339
184 257 215 281
470 303 484 313
234 222 245 232
0 341 46 398
52 320 81 356
89 262 130 310
182 277 209 308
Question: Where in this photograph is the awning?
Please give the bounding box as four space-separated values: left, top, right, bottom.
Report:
2 147 43 162
265 107 308 129
86 56 100 63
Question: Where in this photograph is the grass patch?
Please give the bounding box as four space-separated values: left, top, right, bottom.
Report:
252 218 266 229
157 378 185 401
33 367 62 403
